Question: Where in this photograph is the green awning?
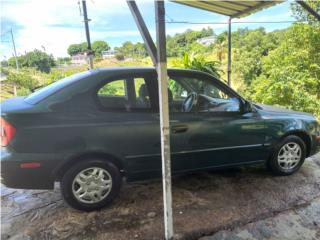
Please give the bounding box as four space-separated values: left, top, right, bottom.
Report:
172 0 284 18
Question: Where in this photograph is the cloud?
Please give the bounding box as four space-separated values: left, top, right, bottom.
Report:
0 0 150 58
1 0 294 59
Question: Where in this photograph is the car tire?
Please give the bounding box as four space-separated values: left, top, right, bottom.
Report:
268 135 306 176
60 159 122 211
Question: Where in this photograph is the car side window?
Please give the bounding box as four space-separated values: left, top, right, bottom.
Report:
98 79 126 97
97 77 152 111
169 76 240 113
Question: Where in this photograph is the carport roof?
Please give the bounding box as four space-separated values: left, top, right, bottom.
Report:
172 0 284 18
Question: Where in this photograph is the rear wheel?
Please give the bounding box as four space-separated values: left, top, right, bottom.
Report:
60 159 121 211
268 135 306 176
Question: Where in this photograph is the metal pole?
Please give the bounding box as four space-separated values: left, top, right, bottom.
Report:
10 28 18 96
155 1 173 239
227 17 232 87
81 0 93 69
127 0 157 65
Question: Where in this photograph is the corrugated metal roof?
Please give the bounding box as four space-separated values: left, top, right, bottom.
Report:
172 1 284 18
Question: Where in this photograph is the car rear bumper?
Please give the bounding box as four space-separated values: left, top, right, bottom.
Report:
1 149 57 189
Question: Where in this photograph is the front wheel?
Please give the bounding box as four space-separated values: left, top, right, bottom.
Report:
60 159 121 211
268 135 306 176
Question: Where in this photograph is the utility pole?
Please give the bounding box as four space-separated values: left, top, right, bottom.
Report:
81 0 93 69
10 28 18 96
10 29 19 71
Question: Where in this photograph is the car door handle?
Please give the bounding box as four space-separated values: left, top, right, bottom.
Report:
171 125 188 134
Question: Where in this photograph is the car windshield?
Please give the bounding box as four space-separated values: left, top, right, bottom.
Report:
24 71 91 104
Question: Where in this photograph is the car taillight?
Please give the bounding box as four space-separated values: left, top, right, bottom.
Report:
1 117 16 147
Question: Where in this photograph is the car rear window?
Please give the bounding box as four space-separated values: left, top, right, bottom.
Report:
24 71 91 104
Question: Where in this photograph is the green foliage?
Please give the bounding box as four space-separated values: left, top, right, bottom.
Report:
67 42 87 56
92 41 110 57
56 57 71 65
67 40 110 57
291 0 320 25
115 41 147 58
6 70 38 91
180 53 222 79
1 60 8 67
115 53 125 61
247 24 320 117
8 50 56 73
167 28 214 57
231 28 283 84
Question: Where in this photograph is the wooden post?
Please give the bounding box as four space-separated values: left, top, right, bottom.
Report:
155 1 173 239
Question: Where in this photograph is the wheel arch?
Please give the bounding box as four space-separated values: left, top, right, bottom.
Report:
54 151 126 181
281 130 312 157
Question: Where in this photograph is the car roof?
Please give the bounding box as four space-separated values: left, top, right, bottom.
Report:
90 67 209 75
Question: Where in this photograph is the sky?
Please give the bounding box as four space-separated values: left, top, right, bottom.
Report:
0 0 297 60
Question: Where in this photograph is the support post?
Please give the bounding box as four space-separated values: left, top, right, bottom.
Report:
155 1 173 239
81 0 93 69
296 0 320 21
127 0 157 65
227 17 232 87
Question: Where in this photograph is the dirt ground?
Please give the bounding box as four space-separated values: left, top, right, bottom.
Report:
1 153 320 240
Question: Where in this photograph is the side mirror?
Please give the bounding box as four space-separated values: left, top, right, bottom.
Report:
242 100 253 113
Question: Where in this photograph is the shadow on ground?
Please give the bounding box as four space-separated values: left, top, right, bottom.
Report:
1 153 320 240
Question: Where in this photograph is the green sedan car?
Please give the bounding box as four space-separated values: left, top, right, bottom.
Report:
1 68 320 211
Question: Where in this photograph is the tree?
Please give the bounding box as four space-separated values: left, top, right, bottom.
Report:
57 57 71 65
291 0 320 25
175 53 222 79
115 41 147 58
67 42 87 56
214 31 227 62
167 28 214 57
8 50 56 73
6 70 38 92
92 41 110 57
229 28 283 84
247 24 320 117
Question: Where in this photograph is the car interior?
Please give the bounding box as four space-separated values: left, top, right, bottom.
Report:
97 75 240 113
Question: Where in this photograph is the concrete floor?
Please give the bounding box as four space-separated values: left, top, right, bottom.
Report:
1 153 320 240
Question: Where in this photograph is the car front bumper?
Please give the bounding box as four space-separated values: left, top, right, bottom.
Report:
1 149 57 189
310 135 320 156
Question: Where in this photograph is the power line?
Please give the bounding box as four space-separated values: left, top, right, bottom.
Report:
166 20 307 25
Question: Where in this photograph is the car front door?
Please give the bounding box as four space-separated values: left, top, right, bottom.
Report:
166 71 268 172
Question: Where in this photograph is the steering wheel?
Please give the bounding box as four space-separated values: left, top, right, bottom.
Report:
182 92 198 112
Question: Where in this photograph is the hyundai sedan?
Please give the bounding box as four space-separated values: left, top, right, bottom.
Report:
1 68 320 211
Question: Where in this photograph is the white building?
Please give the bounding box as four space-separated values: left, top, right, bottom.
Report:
197 36 216 46
102 50 116 59
71 53 87 65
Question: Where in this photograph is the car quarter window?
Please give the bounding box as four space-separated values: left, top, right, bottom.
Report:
96 77 152 112
168 75 240 113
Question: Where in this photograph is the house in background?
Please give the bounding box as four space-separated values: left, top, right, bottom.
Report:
71 53 87 65
102 50 117 59
197 36 216 46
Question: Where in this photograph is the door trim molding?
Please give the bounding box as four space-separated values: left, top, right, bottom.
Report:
126 143 264 159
